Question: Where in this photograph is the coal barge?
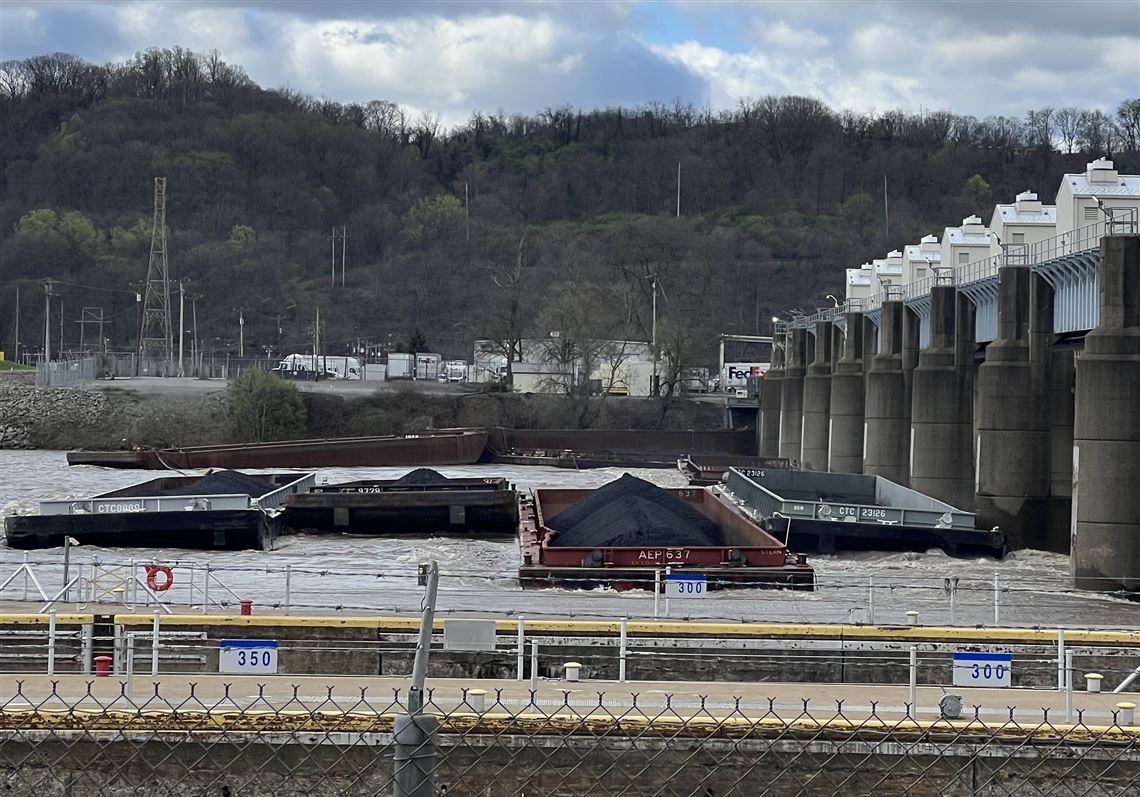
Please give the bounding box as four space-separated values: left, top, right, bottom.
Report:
284 469 519 535
723 468 1004 557
518 475 814 590
4 471 315 551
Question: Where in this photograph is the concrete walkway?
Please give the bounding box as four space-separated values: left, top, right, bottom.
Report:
2 673 1135 724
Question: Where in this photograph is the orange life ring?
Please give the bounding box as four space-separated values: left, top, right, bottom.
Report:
146 565 174 592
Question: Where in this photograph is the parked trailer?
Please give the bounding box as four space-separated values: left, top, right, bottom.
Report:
518 486 814 590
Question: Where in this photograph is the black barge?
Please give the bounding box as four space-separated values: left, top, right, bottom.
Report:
283 470 519 534
722 467 1004 557
4 471 315 551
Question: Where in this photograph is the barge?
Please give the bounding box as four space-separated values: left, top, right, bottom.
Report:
4 471 315 551
518 484 815 590
678 454 793 486
67 430 487 469
723 468 1004 557
284 472 519 534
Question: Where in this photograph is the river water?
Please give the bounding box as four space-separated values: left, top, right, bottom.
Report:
1 450 1136 628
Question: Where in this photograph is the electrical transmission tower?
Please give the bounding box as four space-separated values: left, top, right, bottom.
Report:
138 177 173 372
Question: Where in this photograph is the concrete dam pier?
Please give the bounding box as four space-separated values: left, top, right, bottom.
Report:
759 234 1140 594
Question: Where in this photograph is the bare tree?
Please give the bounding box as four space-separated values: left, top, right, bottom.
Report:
479 233 529 391
1055 107 1081 154
1117 99 1140 153
1025 107 1055 150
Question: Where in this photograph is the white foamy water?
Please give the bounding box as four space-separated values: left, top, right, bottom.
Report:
1 450 1135 628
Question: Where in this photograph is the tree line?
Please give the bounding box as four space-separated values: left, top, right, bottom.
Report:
1 48 1137 375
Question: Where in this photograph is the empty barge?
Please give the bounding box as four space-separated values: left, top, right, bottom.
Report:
284 473 519 534
518 486 814 590
4 471 315 551
722 468 1004 557
67 430 487 469
678 455 792 486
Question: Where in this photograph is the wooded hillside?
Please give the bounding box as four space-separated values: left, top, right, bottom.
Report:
2 49 1138 368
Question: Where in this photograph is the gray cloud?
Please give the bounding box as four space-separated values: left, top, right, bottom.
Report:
1 0 1135 127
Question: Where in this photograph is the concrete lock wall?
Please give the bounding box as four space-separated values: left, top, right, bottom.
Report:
779 328 808 464
910 286 974 511
758 332 785 458
801 321 834 471
864 302 911 485
1072 234 1140 593
828 313 869 474
975 265 1051 550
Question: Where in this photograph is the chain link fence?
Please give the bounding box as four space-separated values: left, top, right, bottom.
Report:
1 679 1138 796
34 357 97 387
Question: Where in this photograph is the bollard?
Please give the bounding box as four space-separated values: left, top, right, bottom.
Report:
94 655 113 677
906 610 919 627
1086 673 1104 693
516 616 525 681
1117 702 1136 726
240 599 253 616
564 661 582 683
284 565 292 615
868 576 875 624
993 573 1000 625
467 689 487 713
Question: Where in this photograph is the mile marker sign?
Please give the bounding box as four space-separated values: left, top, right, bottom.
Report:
665 573 707 598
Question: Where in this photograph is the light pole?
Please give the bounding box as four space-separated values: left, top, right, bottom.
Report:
238 309 245 358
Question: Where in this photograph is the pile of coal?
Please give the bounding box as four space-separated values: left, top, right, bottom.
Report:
129 470 274 498
394 468 451 485
547 473 723 548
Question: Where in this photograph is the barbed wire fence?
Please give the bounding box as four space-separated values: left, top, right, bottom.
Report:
1 679 1138 796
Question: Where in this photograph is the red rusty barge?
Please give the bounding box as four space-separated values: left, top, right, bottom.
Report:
517 486 815 591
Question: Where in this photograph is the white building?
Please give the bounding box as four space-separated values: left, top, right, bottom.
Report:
1054 158 1140 236
879 250 905 288
845 262 874 302
903 234 942 282
988 191 1056 256
941 215 992 270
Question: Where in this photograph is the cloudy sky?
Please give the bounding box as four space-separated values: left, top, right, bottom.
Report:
3 0 1138 126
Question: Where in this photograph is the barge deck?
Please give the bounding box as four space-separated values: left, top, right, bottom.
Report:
4 471 315 551
517 486 814 590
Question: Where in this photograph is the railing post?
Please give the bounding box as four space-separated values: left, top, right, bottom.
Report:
202 564 210 614
47 610 57 676
619 616 628 684
1057 628 1066 691
516 615 525 681
21 552 29 602
80 622 94 675
664 566 672 617
868 576 875 624
653 570 661 618
993 574 1000 626
1064 650 1074 724
530 640 539 693
151 610 160 676
284 565 292 615
908 645 918 719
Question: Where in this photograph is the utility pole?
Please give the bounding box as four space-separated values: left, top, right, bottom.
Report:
42 280 52 365
330 226 336 287
13 285 20 363
651 274 658 395
676 161 681 218
341 225 347 287
191 296 198 376
394 561 439 797
464 182 470 243
883 174 890 240
178 283 184 376
238 308 245 358
58 297 64 358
